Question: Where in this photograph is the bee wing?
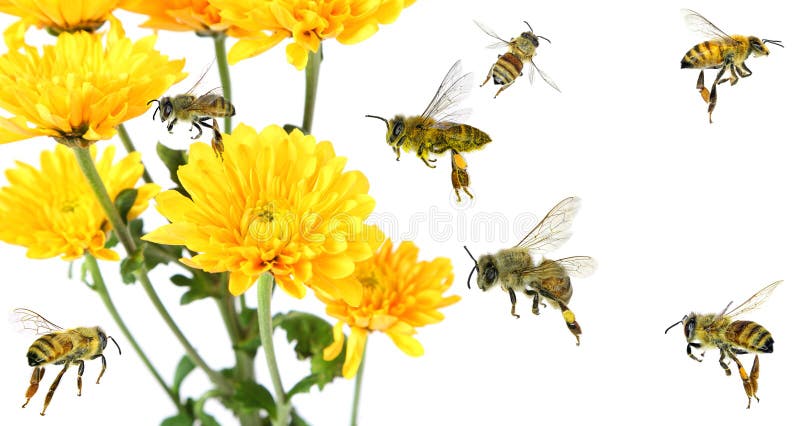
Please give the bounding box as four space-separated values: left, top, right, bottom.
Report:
515 196 581 254
185 88 225 112
529 61 561 92
682 9 738 44
420 60 473 124
185 64 214 96
474 20 511 48
725 280 783 318
553 256 597 278
10 308 64 335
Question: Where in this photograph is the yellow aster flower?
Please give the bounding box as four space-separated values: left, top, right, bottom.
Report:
0 0 122 48
208 0 416 69
319 233 459 379
0 144 159 261
121 0 251 36
142 124 376 303
0 18 186 147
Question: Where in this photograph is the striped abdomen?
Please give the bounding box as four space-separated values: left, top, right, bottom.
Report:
725 320 773 353
534 259 573 304
27 333 75 367
426 125 492 153
491 52 524 85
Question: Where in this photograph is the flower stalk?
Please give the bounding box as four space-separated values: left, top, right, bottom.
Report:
350 337 368 426
214 33 233 134
302 46 322 134
71 146 232 395
83 253 181 411
116 124 153 183
257 272 290 426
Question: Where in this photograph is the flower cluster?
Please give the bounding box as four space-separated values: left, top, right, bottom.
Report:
209 0 416 69
0 144 158 261
0 18 185 147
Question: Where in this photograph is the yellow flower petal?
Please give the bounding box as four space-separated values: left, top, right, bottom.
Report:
387 332 424 357
342 327 367 379
286 42 308 70
323 321 345 361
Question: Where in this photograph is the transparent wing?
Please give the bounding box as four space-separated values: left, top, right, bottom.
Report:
515 197 581 254
185 63 214 96
530 61 561 92
11 308 64 335
185 88 225 112
682 9 737 43
554 256 597 278
474 20 511 48
420 60 473 124
725 280 783 318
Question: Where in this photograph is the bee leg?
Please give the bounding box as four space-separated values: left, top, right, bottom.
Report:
749 354 760 404
686 342 704 362
695 70 711 103
717 350 731 376
726 349 757 409
22 366 45 408
41 363 69 416
524 290 541 315
481 64 494 87
167 118 177 133
93 354 107 384
556 301 581 346
508 289 520 319
707 66 728 124
210 119 224 158
76 360 84 396
494 81 515 98
191 120 205 140
737 62 752 78
450 151 472 202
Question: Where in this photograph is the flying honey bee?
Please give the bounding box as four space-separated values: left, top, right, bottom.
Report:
366 60 491 202
13 308 121 415
463 197 596 345
680 9 782 123
665 280 782 408
148 66 235 157
476 20 560 98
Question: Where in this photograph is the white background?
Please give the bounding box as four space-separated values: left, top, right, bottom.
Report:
1 0 799 425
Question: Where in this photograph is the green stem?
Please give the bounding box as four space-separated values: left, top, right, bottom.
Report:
116 124 153 183
350 337 368 426
217 295 260 426
84 254 180 411
71 146 231 395
301 46 322 134
257 273 290 425
214 34 233 134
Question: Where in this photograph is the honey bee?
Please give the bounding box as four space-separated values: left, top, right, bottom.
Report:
366 60 492 202
476 21 560 98
680 9 782 123
13 308 121 415
665 280 782 408
463 197 596 345
148 66 235 157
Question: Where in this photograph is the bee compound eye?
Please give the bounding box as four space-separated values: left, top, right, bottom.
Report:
685 318 695 338
485 265 497 283
163 100 173 118
392 121 403 137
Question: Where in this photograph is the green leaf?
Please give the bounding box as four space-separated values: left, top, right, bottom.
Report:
128 218 145 240
114 188 138 224
283 124 302 134
230 380 275 417
274 311 345 396
119 247 145 284
170 274 194 287
156 142 188 190
197 412 222 426
160 413 193 426
172 355 196 395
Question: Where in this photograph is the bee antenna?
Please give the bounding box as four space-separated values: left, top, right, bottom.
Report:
147 99 161 120
762 39 784 48
463 246 478 289
664 319 683 334
538 35 552 44
523 20 534 33
108 335 122 355
365 115 389 131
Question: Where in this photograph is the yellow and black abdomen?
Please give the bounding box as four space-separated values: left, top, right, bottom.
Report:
725 320 774 353
535 259 573 304
681 40 727 69
491 52 524 85
431 125 492 153
26 333 75 367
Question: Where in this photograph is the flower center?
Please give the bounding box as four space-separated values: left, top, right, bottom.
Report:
247 202 295 247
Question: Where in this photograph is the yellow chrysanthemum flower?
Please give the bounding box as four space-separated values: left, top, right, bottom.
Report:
208 0 416 69
319 233 459 379
121 0 249 36
0 0 121 47
142 124 376 302
0 18 185 147
0 144 159 261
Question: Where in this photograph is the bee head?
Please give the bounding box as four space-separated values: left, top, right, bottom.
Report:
477 255 499 291
521 21 551 48
366 114 406 150
147 97 173 122
97 327 122 355
753 38 783 56
664 314 695 339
